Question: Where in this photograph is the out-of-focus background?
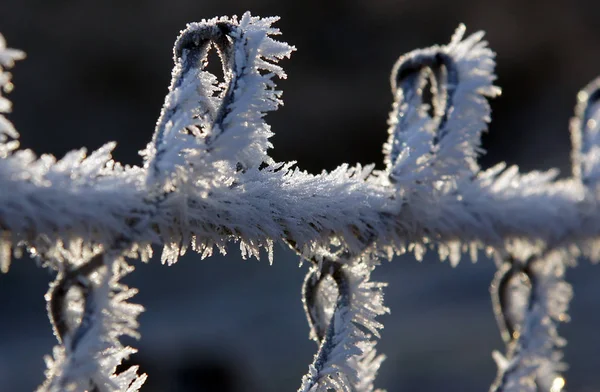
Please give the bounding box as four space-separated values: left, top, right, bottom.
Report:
1 1 600 391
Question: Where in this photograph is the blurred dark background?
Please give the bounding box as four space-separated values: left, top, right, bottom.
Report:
1 1 600 391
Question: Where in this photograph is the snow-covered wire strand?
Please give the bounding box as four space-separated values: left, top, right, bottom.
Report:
45 254 106 391
389 48 458 161
149 20 238 181
1 12 599 391
298 257 388 392
299 259 352 391
47 253 105 346
39 255 146 392
490 252 571 392
488 77 600 392
4 19 600 270
384 24 500 186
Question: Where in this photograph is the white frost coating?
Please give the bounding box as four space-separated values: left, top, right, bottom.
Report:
2 21 600 272
0 13 598 392
490 251 572 392
384 25 500 185
3 142 600 268
298 259 388 392
144 12 294 190
39 257 146 392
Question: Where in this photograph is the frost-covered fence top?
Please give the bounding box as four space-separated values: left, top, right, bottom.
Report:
0 12 599 392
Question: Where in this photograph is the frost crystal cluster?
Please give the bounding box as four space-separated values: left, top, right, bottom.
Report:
1 12 599 392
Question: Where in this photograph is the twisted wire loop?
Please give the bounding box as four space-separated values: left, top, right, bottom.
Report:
38 216 151 392
47 253 106 346
490 252 572 392
41 249 146 392
45 195 162 350
392 50 457 140
301 258 352 382
149 20 254 184
165 21 238 144
302 256 359 340
44 253 106 392
386 48 458 175
42 211 153 391
294 238 387 392
490 256 528 345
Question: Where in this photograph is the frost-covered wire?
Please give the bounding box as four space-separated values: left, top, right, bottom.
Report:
145 13 294 189
40 255 146 392
490 252 572 392
6 23 600 272
1 12 600 392
298 257 388 392
384 24 500 184
487 78 600 392
47 253 106 346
